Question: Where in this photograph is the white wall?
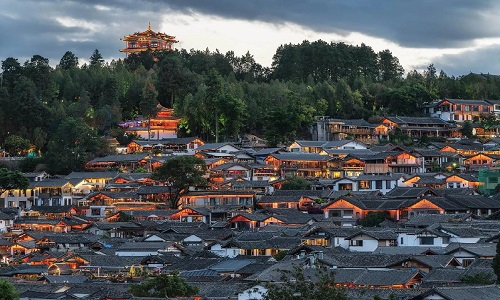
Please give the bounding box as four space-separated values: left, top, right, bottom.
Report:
348 235 379 252
210 244 241 258
238 285 267 300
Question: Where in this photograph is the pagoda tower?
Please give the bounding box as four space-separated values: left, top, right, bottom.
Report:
120 22 178 56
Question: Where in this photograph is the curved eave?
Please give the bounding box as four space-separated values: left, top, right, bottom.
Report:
121 32 178 42
120 48 174 53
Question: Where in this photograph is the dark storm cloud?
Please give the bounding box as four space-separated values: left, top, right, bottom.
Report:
425 45 500 77
0 0 498 76
159 0 499 48
0 0 165 65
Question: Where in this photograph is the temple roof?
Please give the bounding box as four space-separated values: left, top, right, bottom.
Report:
120 22 178 43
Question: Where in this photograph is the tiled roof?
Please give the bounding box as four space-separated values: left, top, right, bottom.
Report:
415 284 500 300
65 171 120 179
445 242 496 257
267 153 333 161
440 98 491 105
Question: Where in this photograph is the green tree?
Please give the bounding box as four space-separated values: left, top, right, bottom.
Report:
140 77 159 144
89 49 104 68
361 212 389 227
461 121 474 138
493 240 500 283
1 57 22 93
156 54 185 107
377 49 404 82
151 156 207 208
30 127 48 156
264 267 348 300
0 278 19 300
460 272 495 284
0 168 29 196
205 69 224 142
44 117 108 174
474 113 499 130
129 273 198 298
4 135 31 156
59 51 79 70
281 176 311 190
23 55 52 99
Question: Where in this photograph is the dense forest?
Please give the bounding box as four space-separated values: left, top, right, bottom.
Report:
1 40 500 174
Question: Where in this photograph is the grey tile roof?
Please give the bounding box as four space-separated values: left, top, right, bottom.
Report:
445 242 497 257
65 171 120 179
88 153 149 163
413 284 500 300
385 187 437 198
196 142 239 152
421 268 464 283
322 253 408 268
32 179 72 188
385 116 449 125
403 213 471 227
335 268 422 286
267 152 333 161
374 246 445 255
441 98 492 105
346 229 397 240
209 258 255 272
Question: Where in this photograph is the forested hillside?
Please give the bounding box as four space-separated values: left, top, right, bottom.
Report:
1 41 499 174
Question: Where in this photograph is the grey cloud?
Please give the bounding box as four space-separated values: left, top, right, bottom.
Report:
151 0 500 48
426 45 500 77
0 0 498 77
0 0 164 65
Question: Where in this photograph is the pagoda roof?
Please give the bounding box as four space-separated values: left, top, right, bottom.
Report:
121 22 178 43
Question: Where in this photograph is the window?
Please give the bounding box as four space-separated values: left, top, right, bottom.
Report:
386 180 392 189
350 240 363 246
359 180 370 189
462 259 474 267
343 210 354 217
339 183 352 190
420 237 434 245
329 210 341 218
400 237 404 245
375 180 383 189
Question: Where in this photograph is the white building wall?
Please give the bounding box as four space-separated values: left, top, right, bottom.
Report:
115 250 159 257
238 285 267 300
348 236 378 252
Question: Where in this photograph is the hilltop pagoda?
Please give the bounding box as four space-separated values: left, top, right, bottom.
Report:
118 103 181 140
120 22 178 56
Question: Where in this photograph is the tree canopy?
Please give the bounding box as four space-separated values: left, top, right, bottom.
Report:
281 176 312 190
1 42 500 174
264 267 348 300
0 278 19 300
0 168 29 195
129 273 199 298
151 155 207 208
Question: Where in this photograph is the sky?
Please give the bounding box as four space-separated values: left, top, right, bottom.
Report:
0 0 499 76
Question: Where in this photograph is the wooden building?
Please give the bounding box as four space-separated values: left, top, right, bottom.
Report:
120 22 177 56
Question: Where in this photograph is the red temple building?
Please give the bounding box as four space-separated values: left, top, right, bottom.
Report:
120 23 178 56
119 104 181 140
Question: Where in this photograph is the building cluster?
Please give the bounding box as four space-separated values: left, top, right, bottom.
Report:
2 98 500 299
